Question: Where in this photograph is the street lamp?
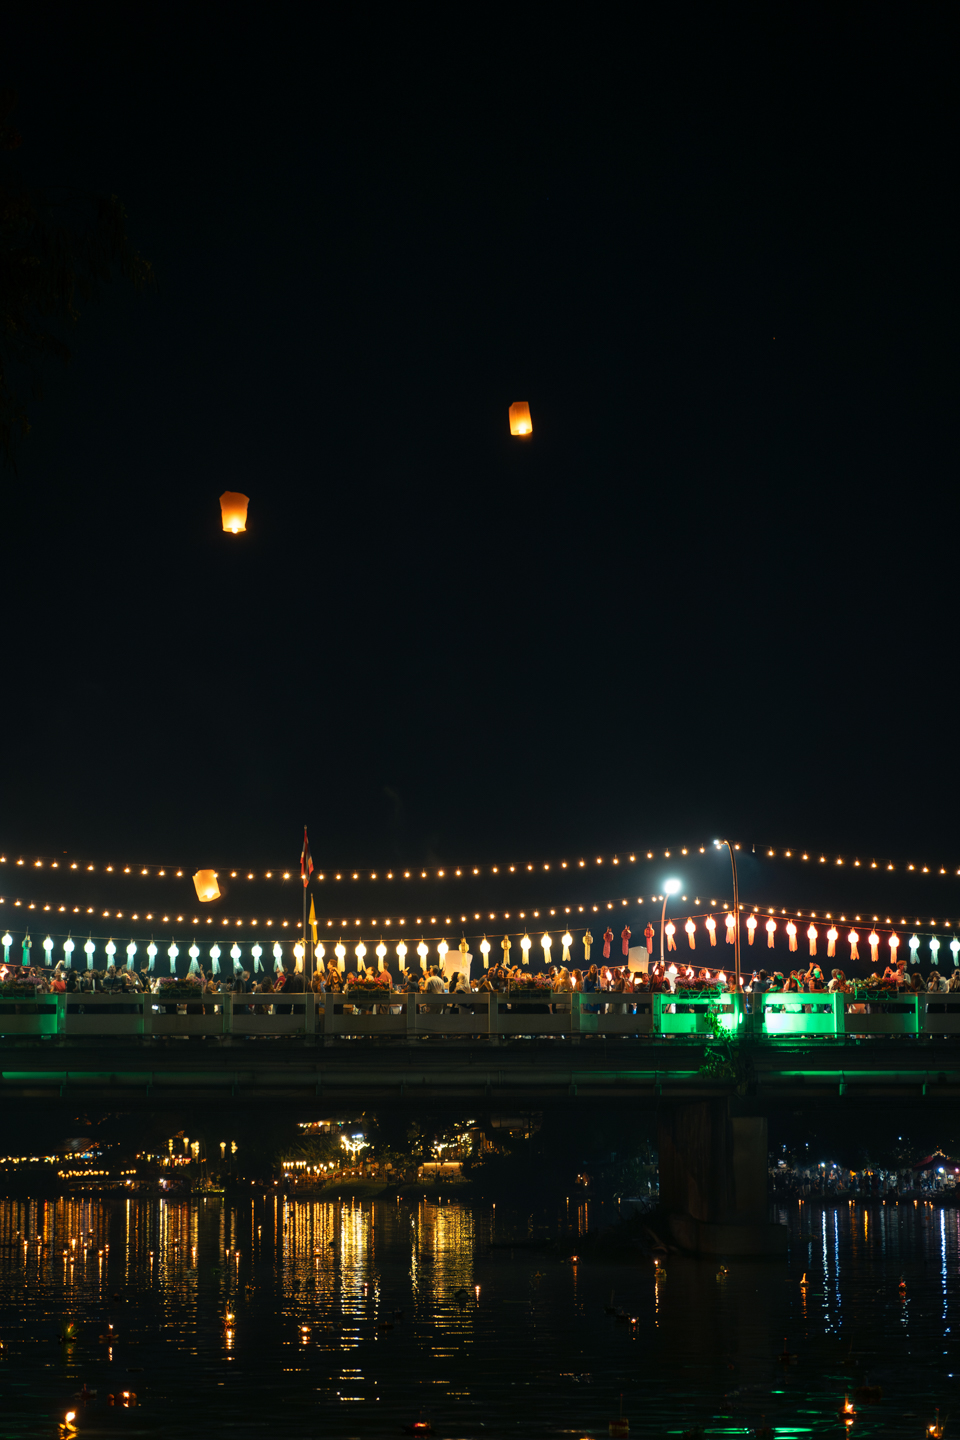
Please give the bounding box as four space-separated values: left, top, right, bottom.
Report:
660 878 681 966
714 839 741 988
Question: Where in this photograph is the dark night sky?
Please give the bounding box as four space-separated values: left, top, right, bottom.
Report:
1 5 957 940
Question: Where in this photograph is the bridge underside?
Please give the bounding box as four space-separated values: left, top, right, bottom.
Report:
3 1038 960 1109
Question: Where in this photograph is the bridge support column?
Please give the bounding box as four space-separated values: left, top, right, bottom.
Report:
657 1099 787 1258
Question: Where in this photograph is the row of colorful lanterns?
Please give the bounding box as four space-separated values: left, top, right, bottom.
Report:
664 914 960 965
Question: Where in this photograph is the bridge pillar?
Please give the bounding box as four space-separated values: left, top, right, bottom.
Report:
657 1099 787 1258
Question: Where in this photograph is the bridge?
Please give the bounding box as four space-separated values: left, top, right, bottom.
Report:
3 987 955 1257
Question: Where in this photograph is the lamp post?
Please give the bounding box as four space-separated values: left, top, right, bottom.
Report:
714 839 741 988
660 879 682 966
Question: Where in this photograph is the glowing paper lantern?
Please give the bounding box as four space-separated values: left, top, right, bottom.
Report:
849 929 860 961
230 942 242 973
219 492 249 534
888 932 900 966
438 939 449 968
84 937 95 969
417 940 428 971
294 942 305 972
951 939 960 967
480 937 491 968
188 943 199 973
273 941 284 973
765 918 776 949
63 935 75 968
706 916 717 947
508 401 532 437
644 923 654 953
827 927 838 958
583 930 593 959
42 935 53 965
786 921 798 953
746 915 757 947
541 932 552 963
1 932 11 963
168 941 180 973
685 919 696 950
126 941 137 970
396 940 407 970
252 942 263 973
930 936 941 965
376 942 387 972
807 924 818 956
908 934 920 965
336 942 347 972
105 939 117 966
193 870 220 903
665 921 676 952
868 930 880 965
520 934 531 963
316 942 325 966
208 943 220 974
725 914 736 945
561 932 572 964
147 941 157 972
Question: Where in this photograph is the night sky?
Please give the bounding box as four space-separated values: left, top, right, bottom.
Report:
2 8 957 946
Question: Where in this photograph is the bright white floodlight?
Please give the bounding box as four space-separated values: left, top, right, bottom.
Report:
664 878 681 895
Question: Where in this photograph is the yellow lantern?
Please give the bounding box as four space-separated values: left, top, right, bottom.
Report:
508 401 532 438
193 870 220 903
219 492 250 534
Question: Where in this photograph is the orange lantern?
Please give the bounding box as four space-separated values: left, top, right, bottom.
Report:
746 914 757 946
508 401 533 438
848 929 860 961
807 924 818 956
193 870 220 903
685 919 696 950
219 492 249 534
889 931 900 964
827 927 838 958
786 921 798 952
705 916 717 946
665 921 677 952
725 913 736 944
868 929 880 964
766 918 776 949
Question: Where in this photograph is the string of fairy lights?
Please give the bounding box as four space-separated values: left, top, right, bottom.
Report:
7 838 960 884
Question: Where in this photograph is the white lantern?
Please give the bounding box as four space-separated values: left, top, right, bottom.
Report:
417 940 428 971
396 940 407 971
561 931 572 964
437 939 448 970
42 935 54 966
541 932 552 963
146 941 158 972
294 941 304 973
63 935 75 968
273 941 284 974
480 937 490 969
209 943 220 975
251 942 263 974
126 941 137 970
316 942 325 964
1 932 11 963
520 934 532 964
168 941 180 973
335 942 346 973
376 942 387 972
355 942 366 967
230 942 242 973
931 937 941 963
84 937 96 969
105 939 117 966
951 939 960 967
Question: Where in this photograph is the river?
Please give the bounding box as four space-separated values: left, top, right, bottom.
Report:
0 1194 956 1437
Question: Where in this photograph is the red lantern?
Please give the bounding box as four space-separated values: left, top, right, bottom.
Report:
602 927 613 959
644 923 654 955
621 926 631 957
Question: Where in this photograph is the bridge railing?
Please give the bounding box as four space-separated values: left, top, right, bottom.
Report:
1 988 959 1040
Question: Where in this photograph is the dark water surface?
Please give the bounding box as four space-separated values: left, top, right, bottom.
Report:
0 1194 956 1438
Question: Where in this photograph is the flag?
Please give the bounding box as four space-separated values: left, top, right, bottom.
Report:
308 895 318 946
300 826 314 888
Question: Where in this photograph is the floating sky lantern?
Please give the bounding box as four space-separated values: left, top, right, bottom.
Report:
193 870 220 903
508 401 532 437
219 492 249 534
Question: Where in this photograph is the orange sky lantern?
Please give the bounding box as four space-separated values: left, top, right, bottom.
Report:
193 870 220 902
508 401 532 437
219 492 249 534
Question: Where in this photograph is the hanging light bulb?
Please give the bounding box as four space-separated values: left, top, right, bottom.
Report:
219 492 249 534
193 870 220 903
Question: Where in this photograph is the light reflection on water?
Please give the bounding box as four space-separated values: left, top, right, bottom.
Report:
0 1196 957 1437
